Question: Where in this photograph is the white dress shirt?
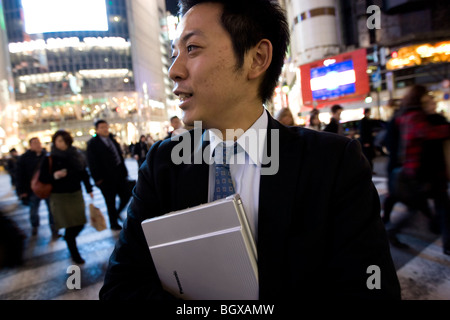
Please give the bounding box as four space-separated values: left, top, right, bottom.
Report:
206 109 268 242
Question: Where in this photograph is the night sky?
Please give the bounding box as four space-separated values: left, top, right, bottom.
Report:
166 0 179 15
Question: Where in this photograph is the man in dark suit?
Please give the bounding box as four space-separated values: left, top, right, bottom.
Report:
359 108 377 172
323 104 344 135
86 120 131 230
100 0 401 300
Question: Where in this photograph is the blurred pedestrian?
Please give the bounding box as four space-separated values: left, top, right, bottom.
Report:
86 120 132 230
307 108 322 131
165 116 183 139
133 135 149 168
383 85 450 252
421 95 450 255
275 107 295 126
0 210 25 269
6 148 19 189
37 130 93 264
323 104 344 135
15 137 59 238
359 108 376 173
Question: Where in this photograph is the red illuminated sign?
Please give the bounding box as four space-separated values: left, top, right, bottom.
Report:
300 48 370 109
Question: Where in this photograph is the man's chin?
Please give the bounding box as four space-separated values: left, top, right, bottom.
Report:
181 112 196 127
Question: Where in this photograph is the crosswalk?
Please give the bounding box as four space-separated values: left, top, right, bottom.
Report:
0 158 449 300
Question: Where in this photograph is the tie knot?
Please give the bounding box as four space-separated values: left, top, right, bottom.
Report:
215 142 238 165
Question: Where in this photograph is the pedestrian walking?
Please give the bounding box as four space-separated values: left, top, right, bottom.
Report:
359 108 376 173
86 120 132 230
307 108 322 131
133 135 149 168
6 148 19 189
421 95 450 255
165 116 183 139
275 107 295 126
15 137 59 238
37 130 93 264
323 104 344 135
383 85 450 253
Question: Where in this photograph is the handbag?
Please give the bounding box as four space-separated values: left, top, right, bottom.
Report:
31 156 53 199
89 203 107 231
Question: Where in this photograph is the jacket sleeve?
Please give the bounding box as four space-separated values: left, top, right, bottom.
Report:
15 155 28 195
81 167 93 194
99 140 177 300
86 139 102 183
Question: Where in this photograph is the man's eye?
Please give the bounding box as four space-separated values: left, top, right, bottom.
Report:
187 45 196 53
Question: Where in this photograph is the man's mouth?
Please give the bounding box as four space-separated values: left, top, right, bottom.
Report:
178 93 193 102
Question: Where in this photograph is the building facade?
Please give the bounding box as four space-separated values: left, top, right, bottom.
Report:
0 0 174 153
278 0 450 126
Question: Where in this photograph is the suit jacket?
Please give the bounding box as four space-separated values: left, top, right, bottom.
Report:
86 134 128 183
323 117 342 135
99 112 401 300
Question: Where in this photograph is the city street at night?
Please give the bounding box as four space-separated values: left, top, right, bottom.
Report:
0 156 449 300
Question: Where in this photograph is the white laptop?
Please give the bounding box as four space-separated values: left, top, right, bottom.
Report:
141 194 258 300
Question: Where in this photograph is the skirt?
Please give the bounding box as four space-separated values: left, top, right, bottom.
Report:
50 190 87 229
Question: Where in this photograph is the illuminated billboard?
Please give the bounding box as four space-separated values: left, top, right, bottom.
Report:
21 0 109 34
310 60 356 100
300 48 369 108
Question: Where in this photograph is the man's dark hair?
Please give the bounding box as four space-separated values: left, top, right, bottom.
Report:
400 84 428 110
178 0 290 103
170 116 179 122
29 137 39 145
331 104 343 114
94 119 108 129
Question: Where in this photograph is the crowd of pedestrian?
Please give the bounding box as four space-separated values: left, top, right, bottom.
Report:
274 88 449 255
0 117 180 267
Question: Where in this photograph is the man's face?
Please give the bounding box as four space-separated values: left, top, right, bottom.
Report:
334 110 342 120
29 138 41 152
171 118 182 130
96 123 110 137
169 3 251 128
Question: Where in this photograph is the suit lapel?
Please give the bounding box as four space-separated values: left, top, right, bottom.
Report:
175 129 210 210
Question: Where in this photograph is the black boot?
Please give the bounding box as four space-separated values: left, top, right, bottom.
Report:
65 236 85 264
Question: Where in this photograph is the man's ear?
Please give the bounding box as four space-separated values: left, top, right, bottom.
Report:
248 39 272 80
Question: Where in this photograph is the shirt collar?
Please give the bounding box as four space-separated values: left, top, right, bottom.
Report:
206 108 268 165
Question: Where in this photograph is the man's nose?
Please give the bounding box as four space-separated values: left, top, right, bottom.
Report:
169 55 188 82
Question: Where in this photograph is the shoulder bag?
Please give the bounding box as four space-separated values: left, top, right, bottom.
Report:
31 156 53 199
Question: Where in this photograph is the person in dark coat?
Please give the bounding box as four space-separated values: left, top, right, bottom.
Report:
6 148 19 188
15 137 58 238
359 108 376 172
323 104 344 135
421 96 450 255
38 130 93 264
133 135 149 168
86 120 132 230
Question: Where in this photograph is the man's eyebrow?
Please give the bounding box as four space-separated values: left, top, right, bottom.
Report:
172 30 204 49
